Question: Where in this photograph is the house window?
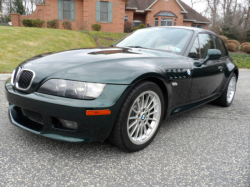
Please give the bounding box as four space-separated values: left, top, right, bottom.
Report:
100 1 109 22
133 20 141 27
155 18 158 26
174 19 177 26
58 0 75 21
96 1 113 23
125 15 128 22
63 0 71 20
161 18 172 26
192 24 205 29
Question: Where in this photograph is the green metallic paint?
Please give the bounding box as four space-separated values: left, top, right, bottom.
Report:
5 27 239 143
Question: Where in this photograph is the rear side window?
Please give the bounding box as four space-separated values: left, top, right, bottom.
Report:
188 37 200 59
198 34 216 59
214 36 227 57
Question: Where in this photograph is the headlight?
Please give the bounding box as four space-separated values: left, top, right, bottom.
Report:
38 79 106 100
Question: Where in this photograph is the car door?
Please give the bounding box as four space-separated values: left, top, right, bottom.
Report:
187 33 225 102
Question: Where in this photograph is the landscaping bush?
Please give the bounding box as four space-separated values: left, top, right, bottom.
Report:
22 19 34 27
242 45 250 53
47 19 59 29
219 35 228 44
133 27 139 31
62 20 72 30
241 42 250 47
33 19 45 28
124 21 133 33
92 23 101 31
228 40 240 49
242 44 250 52
226 43 237 52
139 24 146 29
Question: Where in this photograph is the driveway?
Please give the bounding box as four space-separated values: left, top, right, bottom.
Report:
0 70 249 186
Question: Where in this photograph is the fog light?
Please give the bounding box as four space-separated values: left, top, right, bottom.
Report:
60 119 78 130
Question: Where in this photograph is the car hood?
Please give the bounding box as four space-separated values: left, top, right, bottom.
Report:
18 47 186 88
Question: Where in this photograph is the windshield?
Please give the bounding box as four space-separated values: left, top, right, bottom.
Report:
116 28 193 53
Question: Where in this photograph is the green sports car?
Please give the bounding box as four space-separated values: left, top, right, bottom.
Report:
5 27 238 152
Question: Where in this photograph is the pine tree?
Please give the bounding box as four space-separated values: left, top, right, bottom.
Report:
12 0 25 15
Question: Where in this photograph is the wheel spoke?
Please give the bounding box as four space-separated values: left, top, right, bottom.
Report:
141 95 144 110
147 96 155 108
130 124 138 136
146 121 153 129
129 116 137 120
135 125 140 138
143 124 147 135
149 104 157 111
129 120 138 129
148 118 157 122
132 108 139 114
144 95 150 108
148 111 157 116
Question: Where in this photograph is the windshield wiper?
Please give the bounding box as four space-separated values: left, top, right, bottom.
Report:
125 46 144 48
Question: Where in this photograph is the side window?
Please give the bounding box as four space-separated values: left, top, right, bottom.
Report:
214 36 227 57
198 34 216 59
188 37 200 59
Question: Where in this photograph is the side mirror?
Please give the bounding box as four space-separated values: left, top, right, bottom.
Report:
202 49 221 63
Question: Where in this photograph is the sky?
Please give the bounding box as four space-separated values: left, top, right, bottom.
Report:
182 0 247 17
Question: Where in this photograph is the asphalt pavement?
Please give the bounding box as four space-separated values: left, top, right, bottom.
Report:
0 70 249 186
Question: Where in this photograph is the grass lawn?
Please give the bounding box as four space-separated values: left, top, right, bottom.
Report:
230 53 250 69
82 31 128 47
0 26 97 72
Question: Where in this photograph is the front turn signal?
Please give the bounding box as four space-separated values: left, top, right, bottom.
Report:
86 110 111 116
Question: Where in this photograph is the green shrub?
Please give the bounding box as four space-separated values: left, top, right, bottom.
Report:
92 23 101 31
133 27 139 31
22 19 45 28
33 19 45 28
22 19 34 27
139 24 146 29
62 20 72 30
47 19 59 29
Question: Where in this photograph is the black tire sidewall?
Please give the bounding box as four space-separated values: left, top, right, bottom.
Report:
120 82 164 152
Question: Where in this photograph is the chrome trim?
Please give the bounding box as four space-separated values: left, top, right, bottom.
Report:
15 69 36 91
10 70 16 86
11 67 21 86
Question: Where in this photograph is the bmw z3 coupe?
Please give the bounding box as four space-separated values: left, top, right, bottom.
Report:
5 27 238 152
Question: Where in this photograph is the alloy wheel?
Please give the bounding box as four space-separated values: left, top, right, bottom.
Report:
127 91 162 145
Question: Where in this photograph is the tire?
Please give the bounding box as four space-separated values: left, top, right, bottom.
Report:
213 73 237 107
109 81 164 152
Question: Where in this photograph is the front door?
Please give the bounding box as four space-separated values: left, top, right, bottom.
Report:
187 33 225 102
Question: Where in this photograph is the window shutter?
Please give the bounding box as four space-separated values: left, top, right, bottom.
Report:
96 1 100 22
108 2 113 23
71 1 75 21
58 0 62 20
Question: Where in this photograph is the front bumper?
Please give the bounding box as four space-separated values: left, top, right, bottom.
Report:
5 79 129 142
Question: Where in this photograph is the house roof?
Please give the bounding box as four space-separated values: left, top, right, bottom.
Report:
179 1 210 23
126 0 156 10
126 0 210 24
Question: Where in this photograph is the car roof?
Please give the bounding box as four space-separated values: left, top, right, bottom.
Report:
147 26 216 35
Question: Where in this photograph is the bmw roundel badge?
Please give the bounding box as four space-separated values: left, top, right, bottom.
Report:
187 69 192 76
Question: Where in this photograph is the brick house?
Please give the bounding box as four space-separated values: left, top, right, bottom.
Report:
11 0 210 33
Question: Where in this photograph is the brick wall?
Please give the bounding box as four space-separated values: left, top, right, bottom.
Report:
83 0 125 33
146 0 184 27
125 10 134 23
11 0 125 33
